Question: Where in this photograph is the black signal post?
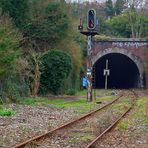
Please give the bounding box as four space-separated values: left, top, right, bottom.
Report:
87 9 96 30
78 9 98 102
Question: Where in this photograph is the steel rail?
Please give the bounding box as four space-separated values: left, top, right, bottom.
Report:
85 106 132 148
12 95 123 148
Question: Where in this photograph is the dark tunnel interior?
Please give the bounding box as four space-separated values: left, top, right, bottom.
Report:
93 53 140 89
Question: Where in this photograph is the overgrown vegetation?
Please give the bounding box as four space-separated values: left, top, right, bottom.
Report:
131 98 148 124
117 97 148 131
106 12 148 38
0 0 83 101
0 0 147 102
18 94 116 115
0 13 23 100
40 50 72 95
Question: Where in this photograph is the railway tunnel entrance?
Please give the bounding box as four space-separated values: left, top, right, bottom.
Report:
93 53 141 89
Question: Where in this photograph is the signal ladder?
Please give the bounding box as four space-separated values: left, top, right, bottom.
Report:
92 65 96 101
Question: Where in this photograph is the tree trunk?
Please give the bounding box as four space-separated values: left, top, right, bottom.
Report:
31 54 41 98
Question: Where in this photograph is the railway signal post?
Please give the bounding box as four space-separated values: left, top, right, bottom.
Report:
78 9 98 102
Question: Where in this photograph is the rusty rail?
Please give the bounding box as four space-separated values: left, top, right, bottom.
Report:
85 106 132 148
12 95 123 148
85 90 138 148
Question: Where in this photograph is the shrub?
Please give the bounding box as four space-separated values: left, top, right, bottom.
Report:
0 13 23 101
40 50 72 95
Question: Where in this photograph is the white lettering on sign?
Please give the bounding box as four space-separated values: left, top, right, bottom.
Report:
112 42 147 48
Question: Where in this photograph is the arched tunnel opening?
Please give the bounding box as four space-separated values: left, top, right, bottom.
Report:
93 53 140 89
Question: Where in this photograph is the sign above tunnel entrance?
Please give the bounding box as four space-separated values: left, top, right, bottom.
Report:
104 69 110 76
112 42 147 49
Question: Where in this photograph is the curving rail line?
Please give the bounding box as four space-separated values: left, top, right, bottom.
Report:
85 107 132 148
85 90 138 148
13 90 138 148
12 95 123 148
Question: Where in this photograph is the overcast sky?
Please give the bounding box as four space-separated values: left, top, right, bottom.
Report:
67 0 106 2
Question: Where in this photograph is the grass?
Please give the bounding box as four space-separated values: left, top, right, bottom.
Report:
0 106 15 116
112 101 131 112
96 96 116 101
18 89 117 107
76 89 116 97
18 95 116 115
69 132 95 144
117 97 148 131
20 97 98 109
131 97 148 124
81 134 96 141
19 96 116 107
118 120 129 130
76 90 87 96
20 98 37 105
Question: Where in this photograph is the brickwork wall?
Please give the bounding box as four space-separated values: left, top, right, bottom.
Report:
92 38 148 88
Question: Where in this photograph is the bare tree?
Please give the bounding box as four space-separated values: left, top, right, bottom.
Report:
125 0 148 38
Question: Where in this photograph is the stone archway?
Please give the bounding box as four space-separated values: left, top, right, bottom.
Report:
91 48 144 88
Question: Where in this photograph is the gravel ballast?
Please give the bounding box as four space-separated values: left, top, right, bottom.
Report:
0 104 80 147
0 92 147 148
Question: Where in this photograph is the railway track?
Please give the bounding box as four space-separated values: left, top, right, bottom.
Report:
86 90 138 148
12 90 138 148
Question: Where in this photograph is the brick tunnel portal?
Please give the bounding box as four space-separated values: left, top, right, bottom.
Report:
93 53 140 89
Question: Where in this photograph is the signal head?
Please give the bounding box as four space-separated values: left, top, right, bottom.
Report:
87 9 96 30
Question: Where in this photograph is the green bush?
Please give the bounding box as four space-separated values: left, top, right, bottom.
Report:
25 1 69 49
0 13 23 101
0 74 29 102
40 50 72 95
0 0 29 29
